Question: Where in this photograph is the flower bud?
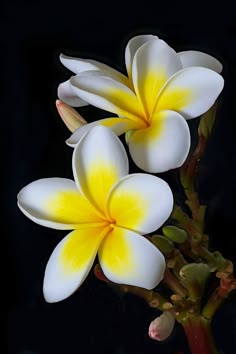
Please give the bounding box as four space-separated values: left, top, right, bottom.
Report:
198 103 217 139
179 263 210 301
56 100 87 132
148 310 175 341
152 235 174 255
212 251 230 271
162 226 187 244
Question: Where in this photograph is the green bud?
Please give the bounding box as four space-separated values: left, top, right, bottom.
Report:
152 235 175 255
162 226 187 244
198 103 217 139
212 251 230 271
179 263 210 301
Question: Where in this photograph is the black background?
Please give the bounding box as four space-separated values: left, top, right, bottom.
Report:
4 3 236 354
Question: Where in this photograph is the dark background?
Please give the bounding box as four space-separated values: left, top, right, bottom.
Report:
4 3 236 354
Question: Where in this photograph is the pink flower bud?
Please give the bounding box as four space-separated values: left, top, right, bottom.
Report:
148 311 175 341
56 100 87 132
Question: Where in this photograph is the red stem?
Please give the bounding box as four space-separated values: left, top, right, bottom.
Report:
182 316 219 354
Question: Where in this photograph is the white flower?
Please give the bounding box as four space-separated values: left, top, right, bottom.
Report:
17 126 173 303
58 34 224 173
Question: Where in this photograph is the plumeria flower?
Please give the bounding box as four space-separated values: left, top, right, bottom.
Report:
148 310 175 341
58 34 224 173
17 126 173 303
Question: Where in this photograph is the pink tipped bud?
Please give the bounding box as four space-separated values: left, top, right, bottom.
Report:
148 311 175 341
56 100 87 132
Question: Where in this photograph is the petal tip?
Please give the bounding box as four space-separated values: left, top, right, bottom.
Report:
65 138 76 147
59 53 69 64
43 274 69 303
43 285 60 303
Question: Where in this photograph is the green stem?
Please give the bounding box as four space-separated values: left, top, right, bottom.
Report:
180 134 207 224
202 287 225 320
202 271 236 319
171 205 217 267
163 268 188 298
118 284 169 311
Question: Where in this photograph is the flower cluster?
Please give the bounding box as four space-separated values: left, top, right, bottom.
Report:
59 34 223 173
17 34 223 304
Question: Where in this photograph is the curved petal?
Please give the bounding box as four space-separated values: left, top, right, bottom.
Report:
60 53 130 86
125 34 158 78
17 178 103 229
107 174 173 234
66 117 140 147
70 71 146 123
58 79 88 107
178 50 223 73
132 39 182 118
154 67 224 119
43 226 109 303
98 226 166 289
128 110 191 173
73 126 129 215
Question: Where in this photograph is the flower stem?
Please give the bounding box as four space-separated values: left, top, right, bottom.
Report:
180 103 218 228
202 287 225 320
181 315 219 354
202 270 236 319
118 284 169 310
163 268 187 298
94 263 171 311
180 134 207 224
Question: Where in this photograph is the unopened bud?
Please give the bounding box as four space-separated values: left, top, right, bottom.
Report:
152 235 175 255
179 263 210 301
198 103 217 139
212 251 230 272
56 100 87 132
162 226 187 244
148 311 175 341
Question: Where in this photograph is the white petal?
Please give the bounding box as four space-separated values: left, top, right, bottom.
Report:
60 53 129 85
99 226 166 289
128 110 191 173
70 71 146 122
58 80 88 107
132 39 182 117
155 67 224 119
43 226 109 303
178 50 223 73
66 117 139 147
125 34 158 77
17 178 101 229
107 173 173 234
72 125 129 214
